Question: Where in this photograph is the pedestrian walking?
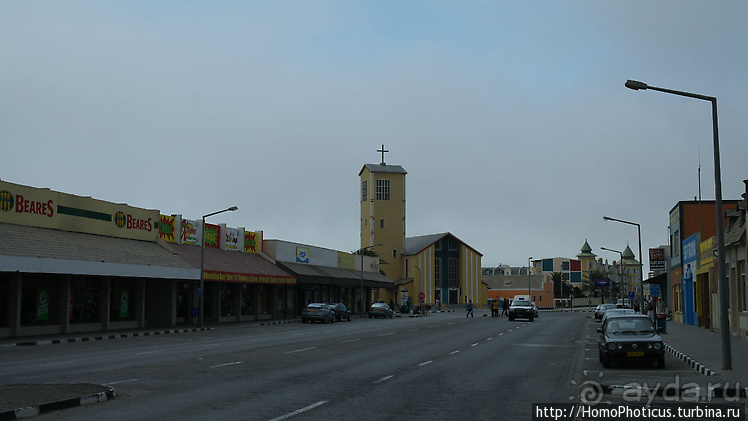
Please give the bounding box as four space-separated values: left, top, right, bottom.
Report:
501 298 509 317
492 299 499 317
466 300 474 318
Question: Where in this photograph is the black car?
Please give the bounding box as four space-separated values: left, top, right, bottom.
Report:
597 315 665 368
327 303 352 321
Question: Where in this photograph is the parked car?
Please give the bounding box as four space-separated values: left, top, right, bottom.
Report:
597 314 665 368
301 303 335 324
599 308 637 325
594 303 617 321
368 302 393 318
327 303 352 322
508 298 534 321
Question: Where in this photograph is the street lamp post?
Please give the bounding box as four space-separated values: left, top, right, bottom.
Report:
415 265 422 313
528 257 532 297
199 206 238 329
600 246 623 305
358 244 382 315
625 79 731 370
603 216 643 314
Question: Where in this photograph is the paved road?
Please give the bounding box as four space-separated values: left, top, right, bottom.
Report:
1 311 588 420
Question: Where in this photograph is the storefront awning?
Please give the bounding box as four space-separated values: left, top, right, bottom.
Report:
0 222 197 279
279 261 395 289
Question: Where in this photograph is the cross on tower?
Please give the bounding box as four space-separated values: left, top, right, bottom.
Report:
377 144 389 165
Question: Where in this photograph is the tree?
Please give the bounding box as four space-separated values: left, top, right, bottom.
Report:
583 269 612 300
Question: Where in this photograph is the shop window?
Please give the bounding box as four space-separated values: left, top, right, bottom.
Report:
276 287 285 311
285 286 295 310
69 277 100 324
241 285 254 316
220 283 235 317
204 282 214 318
20 276 60 325
259 285 273 315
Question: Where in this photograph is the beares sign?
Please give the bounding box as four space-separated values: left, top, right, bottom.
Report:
0 179 158 242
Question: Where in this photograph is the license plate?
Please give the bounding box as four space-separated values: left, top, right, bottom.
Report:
627 351 644 357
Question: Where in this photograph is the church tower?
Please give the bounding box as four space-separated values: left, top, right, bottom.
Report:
359 145 407 278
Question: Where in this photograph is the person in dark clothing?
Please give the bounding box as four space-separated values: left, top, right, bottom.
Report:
466 300 474 318
501 298 509 316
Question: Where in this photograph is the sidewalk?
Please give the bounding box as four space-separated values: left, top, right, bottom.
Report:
660 320 748 389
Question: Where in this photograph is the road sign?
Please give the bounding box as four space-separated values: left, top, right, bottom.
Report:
418 292 425 300
628 291 635 300
197 288 203 297
650 284 661 297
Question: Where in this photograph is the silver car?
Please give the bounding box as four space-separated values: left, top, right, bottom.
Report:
301 303 335 324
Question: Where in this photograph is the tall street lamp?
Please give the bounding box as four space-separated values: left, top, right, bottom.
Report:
199 206 238 328
603 216 643 314
625 79 731 370
600 246 623 303
357 243 382 315
528 257 532 297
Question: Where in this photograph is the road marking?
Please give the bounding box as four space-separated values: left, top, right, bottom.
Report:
486 337 493 341
104 378 143 385
511 344 572 348
136 351 160 356
471 343 479 347
39 361 77 367
450 350 460 355
283 347 317 354
202 343 223 347
268 400 328 421
373 375 393 384
499 333 504 336
210 361 244 368
342 338 360 343
378 332 394 337
419 360 433 366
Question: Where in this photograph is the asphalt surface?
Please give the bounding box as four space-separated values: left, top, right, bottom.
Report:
0 309 746 419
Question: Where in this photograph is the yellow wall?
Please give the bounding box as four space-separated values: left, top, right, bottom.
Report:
360 167 406 279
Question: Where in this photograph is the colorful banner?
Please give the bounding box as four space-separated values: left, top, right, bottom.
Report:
203 270 295 284
649 248 666 271
337 252 356 270
225 226 243 251
120 290 129 319
203 223 221 249
159 214 177 243
244 231 258 254
180 218 202 246
37 289 49 321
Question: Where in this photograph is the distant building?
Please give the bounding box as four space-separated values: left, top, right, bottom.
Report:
359 148 484 307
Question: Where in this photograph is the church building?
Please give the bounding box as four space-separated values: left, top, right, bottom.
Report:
359 146 485 309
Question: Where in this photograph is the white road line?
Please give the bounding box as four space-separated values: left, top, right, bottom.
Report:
136 351 160 356
268 400 328 421
210 361 244 368
418 360 433 366
373 375 393 384
39 361 77 367
342 339 360 343
487 338 493 341
378 332 394 337
471 343 479 347
103 378 143 386
450 350 460 355
283 347 317 354
499 333 504 336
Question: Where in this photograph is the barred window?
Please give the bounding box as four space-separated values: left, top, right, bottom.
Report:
434 258 441 286
376 179 390 200
448 258 458 287
362 181 368 201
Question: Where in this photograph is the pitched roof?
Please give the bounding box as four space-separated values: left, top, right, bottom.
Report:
403 232 483 256
358 163 407 176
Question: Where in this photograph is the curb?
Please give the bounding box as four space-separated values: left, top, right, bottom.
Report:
0 387 116 420
10 328 212 347
600 383 747 399
664 343 718 376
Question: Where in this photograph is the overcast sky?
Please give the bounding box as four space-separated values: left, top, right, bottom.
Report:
2 1 747 275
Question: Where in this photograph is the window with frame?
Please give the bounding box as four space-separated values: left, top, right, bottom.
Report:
434 258 441 286
362 181 368 201
376 179 390 200
392 249 397 258
380 219 385 228
448 258 458 287
740 260 746 312
448 238 458 251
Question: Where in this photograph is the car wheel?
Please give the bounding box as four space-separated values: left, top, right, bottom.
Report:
602 355 611 368
529 316 534 322
322 317 327 324
598 350 603 363
508 316 514 321
348 315 352 321
657 356 665 369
